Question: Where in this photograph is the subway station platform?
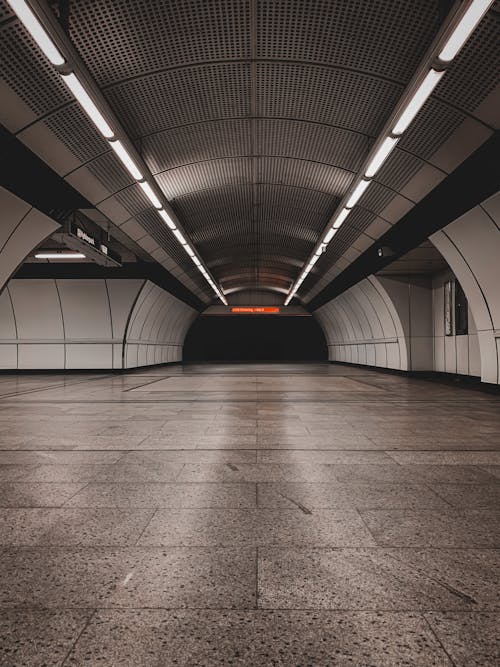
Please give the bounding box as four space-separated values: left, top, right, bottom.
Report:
0 363 498 665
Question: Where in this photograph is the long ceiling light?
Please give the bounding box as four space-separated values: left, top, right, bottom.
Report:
365 136 400 178
7 0 64 65
345 179 371 209
138 180 162 209
35 252 85 259
109 140 143 180
285 0 494 306
392 69 445 136
60 73 114 139
8 0 227 305
438 0 493 62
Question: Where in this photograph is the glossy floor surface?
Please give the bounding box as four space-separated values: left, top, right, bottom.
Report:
0 363 499 665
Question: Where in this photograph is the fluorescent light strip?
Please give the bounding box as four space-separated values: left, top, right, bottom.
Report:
439 0 493 62
138 180 162 209
35 252 85 259
392 69 444 136
365 136 399 178
332 207 350 229
109 140 143 180
8 0 65 65
173 229 187 245
158 209 176 230
345 180 370 209
61 73 114 139
323 227 337 243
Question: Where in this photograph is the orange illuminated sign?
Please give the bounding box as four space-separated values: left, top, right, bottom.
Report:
231 307 280 314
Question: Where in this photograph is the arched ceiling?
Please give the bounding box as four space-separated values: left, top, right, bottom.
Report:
1 0 498 305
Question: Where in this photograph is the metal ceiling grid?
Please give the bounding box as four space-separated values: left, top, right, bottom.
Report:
255 119 369 171
68 0 251 87
0 0 13 20
155 157 253 200
398 98 469 159
177 187 252 229
87 150 136 194
258 158 353 197
134 208 198 274
104 64 251 138
256 0 439 81
3 0 497 305
436 8 500 114
143 120 252 174
374 149 429 194
44 103 109 163
255 63 403 136
356 180 407 218
0 16 70 118
113 183 160 219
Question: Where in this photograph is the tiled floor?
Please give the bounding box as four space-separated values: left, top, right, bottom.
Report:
0 363 498 665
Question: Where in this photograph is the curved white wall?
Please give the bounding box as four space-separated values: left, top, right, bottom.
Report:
124 281 197 368
0 279 197 370
431 191 500 384
0 187 60 291
314 276 409 370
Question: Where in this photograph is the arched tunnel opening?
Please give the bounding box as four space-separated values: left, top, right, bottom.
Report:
184 315 328 362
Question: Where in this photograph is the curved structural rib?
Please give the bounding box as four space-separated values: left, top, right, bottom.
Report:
431 192 500 384
0 187 60 292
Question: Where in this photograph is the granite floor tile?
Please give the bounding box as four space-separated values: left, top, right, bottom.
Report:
257 482 450 510
424 612 500 666
257 450 394 464
0 508 154 546
429 483 500 508
0 450 123 465
0 547 255 609
0 363 498 663
120 449 256 465
389 451 500 465
0 483 85 508
177 463 337 483
137 508 376 547
398 464 498 485
64 483 257 508
0 609 93 667
65 609 452 666
258 547 500 611
360 509 500 547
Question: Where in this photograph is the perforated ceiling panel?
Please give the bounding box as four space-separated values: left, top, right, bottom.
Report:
2 0 498 304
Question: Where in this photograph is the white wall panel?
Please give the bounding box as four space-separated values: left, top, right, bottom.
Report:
0 278 198 370
65 344 112 369
18 344 64 370
57 280 112 340
8 279 63 340
314 276 408 371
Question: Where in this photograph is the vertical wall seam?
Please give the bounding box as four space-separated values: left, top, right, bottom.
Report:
53 279 66 370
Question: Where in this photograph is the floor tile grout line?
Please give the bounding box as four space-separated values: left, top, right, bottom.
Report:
60 607 98 667
421 612 458 667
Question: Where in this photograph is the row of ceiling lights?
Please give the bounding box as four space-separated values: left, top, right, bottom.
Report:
7 0 228 304
284 0 494 305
